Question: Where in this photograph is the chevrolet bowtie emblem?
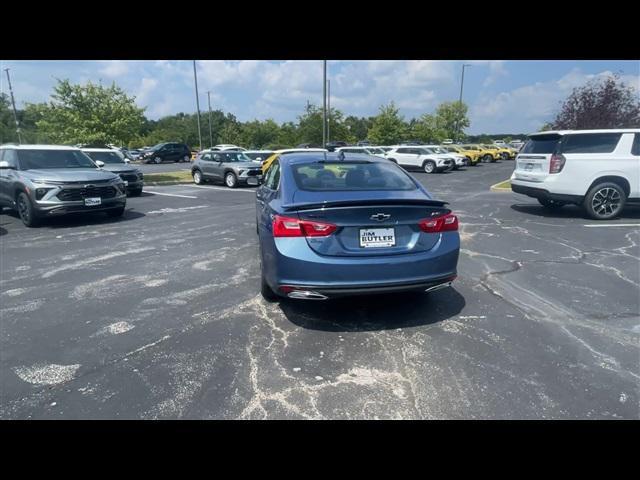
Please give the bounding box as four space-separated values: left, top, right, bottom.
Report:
370 213 391 221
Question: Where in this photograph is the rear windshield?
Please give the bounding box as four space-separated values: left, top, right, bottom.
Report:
17 149 97 170
292 162 417 191
520 135 562 154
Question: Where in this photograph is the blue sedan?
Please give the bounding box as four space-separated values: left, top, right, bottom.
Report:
256 152 460 301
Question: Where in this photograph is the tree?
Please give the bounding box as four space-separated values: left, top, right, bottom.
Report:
239 119 281 148
549 73 640 129
35 79 146 145
344 115 373 142
434 101 470 141
367 102 408 145
408 113 448 143
0 93 15 143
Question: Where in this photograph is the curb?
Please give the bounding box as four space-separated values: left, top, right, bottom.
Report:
490 180 512 192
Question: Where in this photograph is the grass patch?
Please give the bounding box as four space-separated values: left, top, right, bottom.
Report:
144 171 193 184
491 179 512 191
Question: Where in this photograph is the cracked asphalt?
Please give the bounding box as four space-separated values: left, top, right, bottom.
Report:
1 161 638 419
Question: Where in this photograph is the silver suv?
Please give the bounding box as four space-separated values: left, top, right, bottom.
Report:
0 145 127 227
191 150 262 188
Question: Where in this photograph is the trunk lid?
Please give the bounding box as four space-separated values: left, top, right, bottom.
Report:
289 190 449 257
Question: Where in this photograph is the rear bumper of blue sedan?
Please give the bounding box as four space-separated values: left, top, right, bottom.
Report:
261 232 460 299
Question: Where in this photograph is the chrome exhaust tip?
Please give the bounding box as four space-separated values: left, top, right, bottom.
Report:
425 281 452 293
287 290 328 300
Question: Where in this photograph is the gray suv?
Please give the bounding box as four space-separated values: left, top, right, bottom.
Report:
0 145 127 227
82 148 144 196
191 150 262 188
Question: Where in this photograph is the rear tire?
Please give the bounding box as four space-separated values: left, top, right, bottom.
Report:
537 198 565 210
182 155 190 163
583 182 626 220
16 192 40 227
260 261 278 302
483 154 492 163
107 206 125 218
154 156 162 164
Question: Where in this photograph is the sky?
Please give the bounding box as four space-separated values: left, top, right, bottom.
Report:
1 60 638 134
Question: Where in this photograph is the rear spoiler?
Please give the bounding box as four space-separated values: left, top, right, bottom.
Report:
282 198 448 211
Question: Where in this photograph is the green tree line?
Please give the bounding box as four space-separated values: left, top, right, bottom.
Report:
1 79 477 150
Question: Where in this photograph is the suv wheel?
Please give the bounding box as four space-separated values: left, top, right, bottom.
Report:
225 172 238 188
129 188 143 197
538 198 565 210
423 160 436 174
16 192 40 227
483 154 492 163
182 155 190 163
193 170 204 184
583 182 626 220
154 156 162 164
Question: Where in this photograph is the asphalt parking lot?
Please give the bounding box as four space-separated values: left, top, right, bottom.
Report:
1 161 638 419
135 162 192 174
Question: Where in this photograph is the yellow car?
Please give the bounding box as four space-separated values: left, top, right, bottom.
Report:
261 148 328 174
483 144 513 161
441 145 481 166
464 144 499 163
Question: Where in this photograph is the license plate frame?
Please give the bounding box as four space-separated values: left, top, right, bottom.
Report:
84 197 102 206
359 227 396 248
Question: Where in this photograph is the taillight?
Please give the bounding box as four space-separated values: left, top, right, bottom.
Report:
272 215 337 237
419 213 459 233
549 153 566 174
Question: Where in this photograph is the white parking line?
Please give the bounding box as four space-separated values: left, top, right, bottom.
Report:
583 224 640 228
143 191 198 199
186 185 256 193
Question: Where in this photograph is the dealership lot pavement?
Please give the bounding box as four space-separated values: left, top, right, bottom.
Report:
135 162 192 174
1 161 638 419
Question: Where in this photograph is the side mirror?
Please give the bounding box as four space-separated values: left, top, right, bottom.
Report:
0 160 14 169
95 160 105 168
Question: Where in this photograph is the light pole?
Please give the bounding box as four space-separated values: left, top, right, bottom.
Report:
457 63 472 142
206 91 214 149
322 60 327 149
4 68 22 144
327 79 330 144
192 61 203 151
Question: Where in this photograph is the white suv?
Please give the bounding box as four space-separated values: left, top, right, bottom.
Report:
424 145 466 169
335 146 389 158
386 146 454 173
511 129 640 220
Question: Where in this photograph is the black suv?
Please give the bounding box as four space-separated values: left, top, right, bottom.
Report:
325 141 348 152
140 143 192 164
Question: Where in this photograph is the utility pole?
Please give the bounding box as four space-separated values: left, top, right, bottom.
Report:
327 79 330 144
206 91 214 149
456 64 472 142
322 60 327 149
192 60 203 150
4 68 22 144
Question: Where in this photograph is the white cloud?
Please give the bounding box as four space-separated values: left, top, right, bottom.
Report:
469 69 639 133
99 60 129 78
